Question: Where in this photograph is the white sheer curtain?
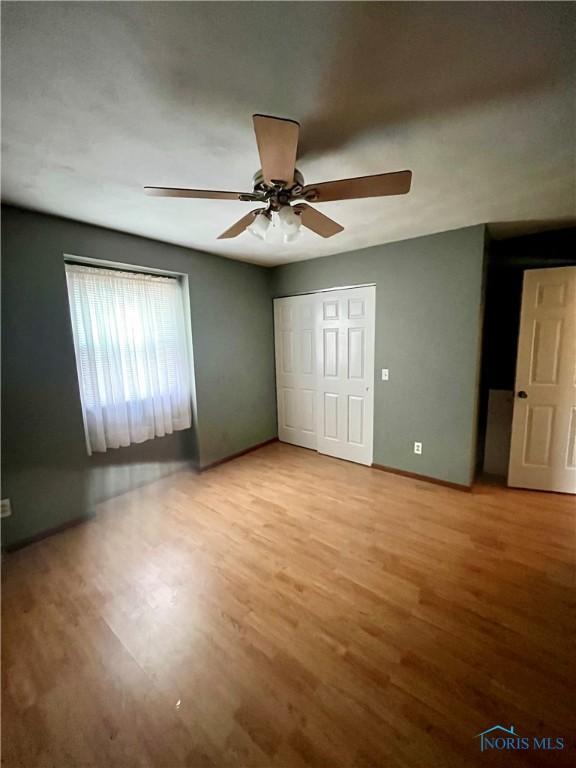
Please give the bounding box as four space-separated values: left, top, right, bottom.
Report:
65 264 192 454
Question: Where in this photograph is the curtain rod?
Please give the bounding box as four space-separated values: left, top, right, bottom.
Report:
64 256 181 280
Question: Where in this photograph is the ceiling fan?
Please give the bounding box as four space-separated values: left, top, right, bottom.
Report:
145 114 412 242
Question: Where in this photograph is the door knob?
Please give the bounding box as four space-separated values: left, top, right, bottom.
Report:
517 390 528 399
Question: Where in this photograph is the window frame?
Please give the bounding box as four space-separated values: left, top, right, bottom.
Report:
63 253 198 454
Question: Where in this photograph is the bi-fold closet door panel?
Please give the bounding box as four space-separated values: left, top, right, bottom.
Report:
274 294 318 449
274 286 375 466
315 287 375 465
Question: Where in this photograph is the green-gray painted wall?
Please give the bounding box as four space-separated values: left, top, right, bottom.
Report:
1 206 277 547
2 208 486 548
271 225 486 486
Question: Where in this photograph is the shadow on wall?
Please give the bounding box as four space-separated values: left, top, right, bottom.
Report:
489 218 576 240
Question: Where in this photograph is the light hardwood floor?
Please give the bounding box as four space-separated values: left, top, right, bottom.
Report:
2 443 575 768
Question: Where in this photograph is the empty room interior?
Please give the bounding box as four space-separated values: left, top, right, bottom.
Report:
2 2 576 767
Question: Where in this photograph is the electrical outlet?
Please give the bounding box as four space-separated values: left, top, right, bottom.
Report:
414 442 422 455
381 368 389 381
1 498 12 518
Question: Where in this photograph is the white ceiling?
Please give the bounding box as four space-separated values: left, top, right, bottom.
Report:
2 2 575 266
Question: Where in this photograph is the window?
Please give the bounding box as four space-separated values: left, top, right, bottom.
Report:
65 263 192 454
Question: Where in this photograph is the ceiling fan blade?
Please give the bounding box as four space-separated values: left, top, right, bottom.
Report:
145 186 258 201
217 209 263 240
302 170 412 203
295 204 344 238
252 114 299 186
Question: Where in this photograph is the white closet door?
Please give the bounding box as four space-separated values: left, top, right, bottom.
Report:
508 266 576 493
274 295 318 450
316 286 375 466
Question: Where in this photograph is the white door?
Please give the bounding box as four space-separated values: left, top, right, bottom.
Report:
316 286 375 466
508 266 576 493
274 294 318 449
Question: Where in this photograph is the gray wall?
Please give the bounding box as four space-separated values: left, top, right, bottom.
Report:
271 225 486 487
2 208 486 547
1 206 277 547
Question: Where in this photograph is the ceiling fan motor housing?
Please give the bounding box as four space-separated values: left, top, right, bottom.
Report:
252 168 304 196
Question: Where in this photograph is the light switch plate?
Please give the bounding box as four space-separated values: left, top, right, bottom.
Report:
1 498 12 518
381 368 389 381
414 442 422 455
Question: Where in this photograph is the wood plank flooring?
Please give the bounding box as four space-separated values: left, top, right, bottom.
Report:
2 442 575 768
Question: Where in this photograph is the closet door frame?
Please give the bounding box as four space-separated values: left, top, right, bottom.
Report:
273 284 376 466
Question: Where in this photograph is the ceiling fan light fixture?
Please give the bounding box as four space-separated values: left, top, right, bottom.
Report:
246 210 271 240
146 114 412 242
277 204 302 243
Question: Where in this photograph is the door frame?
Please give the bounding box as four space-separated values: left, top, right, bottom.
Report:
274 283 376 299
273 283 376 466
507 265 576 493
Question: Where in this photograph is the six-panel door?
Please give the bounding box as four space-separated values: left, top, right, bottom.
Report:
315 287 375 465
508 266 576 493
274 286 376 465
274 294 318 449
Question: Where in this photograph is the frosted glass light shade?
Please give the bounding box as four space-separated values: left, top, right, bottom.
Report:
278 205 302 243
247 212 271 240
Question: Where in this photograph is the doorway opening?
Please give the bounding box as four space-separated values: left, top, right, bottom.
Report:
477 228 576 493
